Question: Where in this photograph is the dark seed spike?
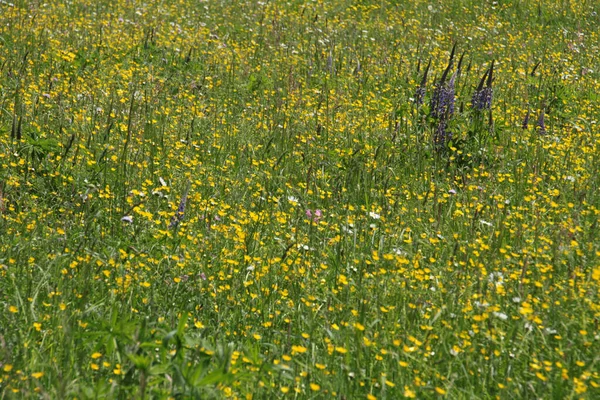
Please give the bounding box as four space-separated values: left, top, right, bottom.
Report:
416 57 421 74
17 115 22 141
456 51 465 75
448 43 457 64
530 61 540 76
421 59 431 86
486 60 494 88
477 68 489 92
440 45 456 84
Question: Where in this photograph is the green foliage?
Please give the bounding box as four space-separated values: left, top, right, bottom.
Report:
1 0 600 399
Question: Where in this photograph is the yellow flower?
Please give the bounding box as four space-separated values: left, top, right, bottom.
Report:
291 345 307 354
31 372 44 379
435 387 447 395
309 383 320 391
8 306 18 313
91 352 102 359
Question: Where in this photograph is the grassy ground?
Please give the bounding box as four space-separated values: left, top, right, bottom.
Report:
1 0 599 398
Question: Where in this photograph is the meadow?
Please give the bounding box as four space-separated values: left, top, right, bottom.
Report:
1 0 599 398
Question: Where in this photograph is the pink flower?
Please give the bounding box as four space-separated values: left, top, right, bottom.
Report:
306 209 323 223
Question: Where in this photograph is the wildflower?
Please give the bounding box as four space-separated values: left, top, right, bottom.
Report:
431 72 456 119
291 345 307 354
403 387 416 398
169 180 191 229
306 209 323 223
369 211 381 219
430 44 457 119
121 215 133 223
493 312 508 321
433 119 451 148
471 61 494 111
435 387 447 395
537 110 546 135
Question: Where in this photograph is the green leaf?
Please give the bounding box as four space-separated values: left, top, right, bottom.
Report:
127 353 151 370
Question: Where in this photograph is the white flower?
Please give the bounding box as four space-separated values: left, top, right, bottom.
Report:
368 211 381 219
121 216 133 223
493 312 508 321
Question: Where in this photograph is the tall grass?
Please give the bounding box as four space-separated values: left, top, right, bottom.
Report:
1 0 599 398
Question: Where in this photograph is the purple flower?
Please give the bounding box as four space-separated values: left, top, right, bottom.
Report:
430 72 456 119
537 110 546 135
169 181 191 229
430 45 457 119
471 61 494 111
522 109 531 129
433 119 451 148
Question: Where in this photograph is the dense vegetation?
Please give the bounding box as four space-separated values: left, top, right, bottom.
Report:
1 0 599 398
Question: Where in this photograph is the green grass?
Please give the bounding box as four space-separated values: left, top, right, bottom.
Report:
1 0 599 398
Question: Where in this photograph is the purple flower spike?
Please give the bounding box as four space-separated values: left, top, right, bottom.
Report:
169 180 191 229
537 110 546 135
